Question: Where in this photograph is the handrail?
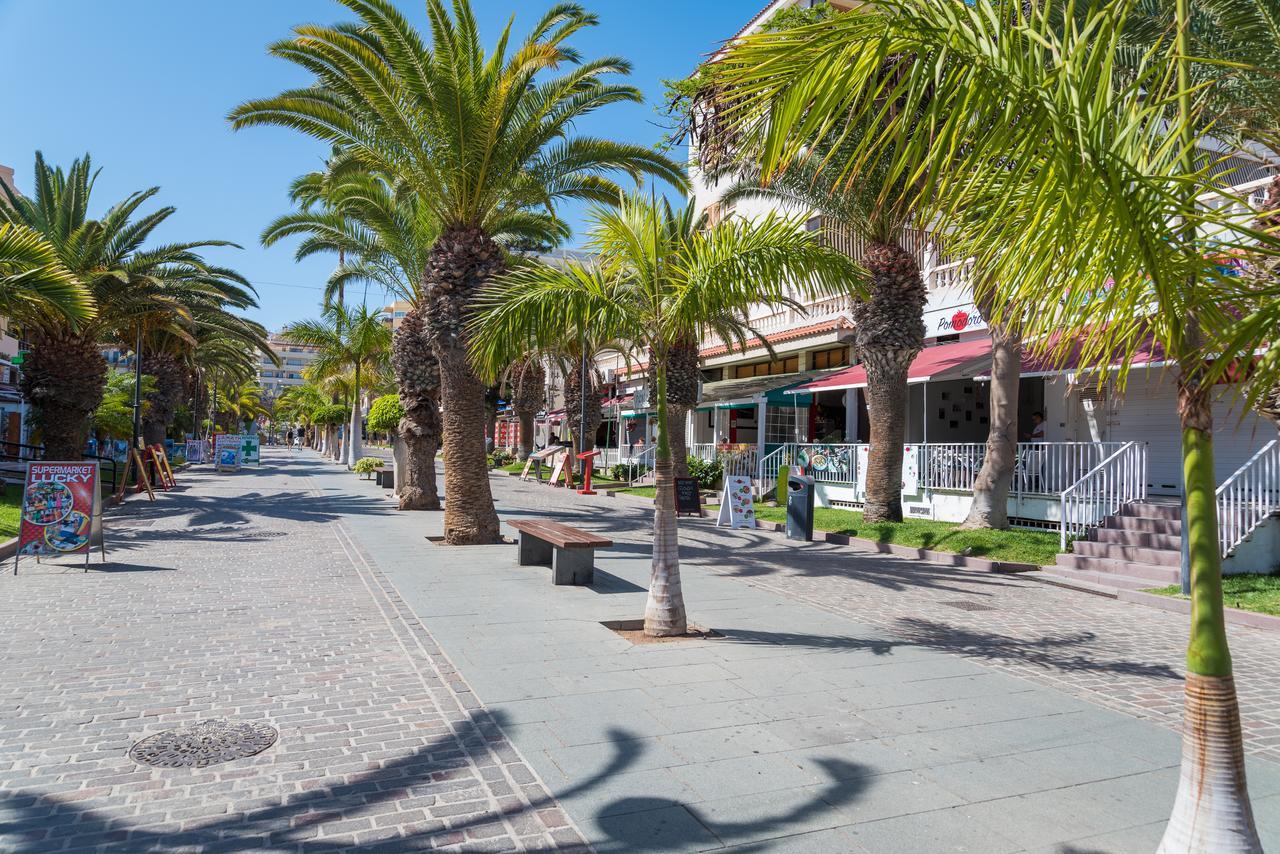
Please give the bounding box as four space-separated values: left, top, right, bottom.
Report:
1215 439 1279 558
627 445 656 486
1059 441 1146 550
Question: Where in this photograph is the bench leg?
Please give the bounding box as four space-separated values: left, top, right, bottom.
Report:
517 534 553 567
552 548 594 586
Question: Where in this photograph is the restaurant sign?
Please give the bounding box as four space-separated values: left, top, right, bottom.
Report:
924 302 988 336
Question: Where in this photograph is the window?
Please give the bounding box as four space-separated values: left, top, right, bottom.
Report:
733 356 799 379
701 367 723 383
810 346 850 370
764 405 806 444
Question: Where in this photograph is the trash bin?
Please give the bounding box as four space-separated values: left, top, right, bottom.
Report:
786 474 815 542
382 468 395 490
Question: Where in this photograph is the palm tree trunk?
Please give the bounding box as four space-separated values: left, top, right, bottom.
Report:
397 402 441 511
861 350 912 523
518 412 536 460
348 364 363 469
644 362 687 637
855 242 927 524
669 404 691 480
424 227 502 545
21 329 109 460
962 299 1020 529
1158 377 1261 853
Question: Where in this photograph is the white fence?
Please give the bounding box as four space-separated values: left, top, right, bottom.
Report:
690 444 760 483
919 442 1130 497
1216 439 1280 559
1059 442 1148 549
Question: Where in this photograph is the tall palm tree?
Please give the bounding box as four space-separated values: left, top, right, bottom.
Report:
230 0 686 545
283 302 391 468
712 1 1280 847
713 146 923 521
471 193 859 635
0 153 242 458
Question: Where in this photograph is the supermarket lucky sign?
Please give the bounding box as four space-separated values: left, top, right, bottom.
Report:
15 461 105 572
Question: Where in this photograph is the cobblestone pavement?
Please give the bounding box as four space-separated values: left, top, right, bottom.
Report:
475 470 1280 763
0 453 587 853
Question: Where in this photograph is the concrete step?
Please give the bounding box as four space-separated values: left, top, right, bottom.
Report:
1055 553 1180 585
1120 502 1182 521
1090 527 1182 551
1102 515 1183 536
1037 565 1159 593
1072 540 1181 566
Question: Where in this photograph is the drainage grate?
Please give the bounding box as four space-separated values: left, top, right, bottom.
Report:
128 720 278 768
939 600 997 612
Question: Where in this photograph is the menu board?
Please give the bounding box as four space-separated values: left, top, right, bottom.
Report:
15 461 103 571
215 434 243 472
674 477 702 516
715 475 756 529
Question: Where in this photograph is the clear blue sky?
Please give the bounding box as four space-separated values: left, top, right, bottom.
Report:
0 0 753 332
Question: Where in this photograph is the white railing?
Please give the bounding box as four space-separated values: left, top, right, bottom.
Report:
757 443 863 498
627 445 656 485
919 442 1130 497
1216 439 1280 558
1059 442 1148 550
924 257 975 295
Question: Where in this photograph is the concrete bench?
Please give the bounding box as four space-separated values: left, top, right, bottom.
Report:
507 519 612 586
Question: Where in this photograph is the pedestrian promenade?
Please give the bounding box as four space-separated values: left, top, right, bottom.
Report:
320 453 1280 852
0 452 587 852
2 449 1278 852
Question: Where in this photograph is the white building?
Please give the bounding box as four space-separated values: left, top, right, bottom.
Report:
258 334 321 400
646 0 1278 580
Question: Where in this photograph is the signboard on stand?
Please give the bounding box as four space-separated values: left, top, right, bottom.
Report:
856 444 922 499
674 477 702 517
215 434 243 472
715 475 756 529
14 461 104 573
240 435 261 466
521 446 560 482
184 440 206 464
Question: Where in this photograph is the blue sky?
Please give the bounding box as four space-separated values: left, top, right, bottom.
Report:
0 0 753 331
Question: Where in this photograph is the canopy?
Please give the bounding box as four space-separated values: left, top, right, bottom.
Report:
793 338 995 393
697 368 838 410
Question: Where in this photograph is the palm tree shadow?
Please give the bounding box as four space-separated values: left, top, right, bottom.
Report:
0 710 629 852
594 758 872 851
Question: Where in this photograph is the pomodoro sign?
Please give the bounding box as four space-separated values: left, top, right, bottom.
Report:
924 303 988 334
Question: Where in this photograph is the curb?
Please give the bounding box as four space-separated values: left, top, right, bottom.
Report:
1115 587 1280 631
0 536 16 561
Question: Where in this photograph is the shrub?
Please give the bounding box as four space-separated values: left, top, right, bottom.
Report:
611 462 650 482
311 404 349 426
489 449 515 468
686 455 723 490
354 457 385 478
367 394 404 433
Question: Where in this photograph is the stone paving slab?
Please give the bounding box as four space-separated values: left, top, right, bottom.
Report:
321 455 1280 852
0 453 588 852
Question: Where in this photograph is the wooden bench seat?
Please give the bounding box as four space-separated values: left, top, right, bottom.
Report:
507 519 612 585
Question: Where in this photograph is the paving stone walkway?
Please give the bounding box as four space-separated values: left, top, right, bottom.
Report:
0 453 587 852
325 453 1280 852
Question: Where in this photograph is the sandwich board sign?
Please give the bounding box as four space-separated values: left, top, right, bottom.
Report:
14 461 105 573
184 440 207 464
715 475 756 529
215 434 243 471
240 434 261 466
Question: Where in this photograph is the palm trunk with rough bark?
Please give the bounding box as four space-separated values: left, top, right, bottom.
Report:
962 291 1021 529
511 357 545 461
391 308 442 511
141 352 185 448
651 341 700 481
424 227 502 545
1158 373 1261 853
668 405 691 480
854 242 927 524
644 362 687 637
21 329 108 460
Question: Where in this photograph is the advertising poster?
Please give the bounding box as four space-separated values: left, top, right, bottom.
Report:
184 440 206 464
215 434 243 472
715 475 756 529
15 461 103 570
240 435 260 466
856 445 921 498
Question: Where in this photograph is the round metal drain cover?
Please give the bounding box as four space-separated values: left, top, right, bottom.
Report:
128 720 278 768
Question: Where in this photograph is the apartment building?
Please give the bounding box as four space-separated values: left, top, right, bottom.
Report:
258 334 322 400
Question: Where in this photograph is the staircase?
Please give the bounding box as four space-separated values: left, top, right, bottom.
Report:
1045 498 1182 591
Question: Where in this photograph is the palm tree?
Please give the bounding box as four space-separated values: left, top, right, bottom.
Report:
711 1 1280 847
712 144 924 522
230 0 686 545
283 302 390 468
276 383 327 447
471 193 859 635
0 153 242 459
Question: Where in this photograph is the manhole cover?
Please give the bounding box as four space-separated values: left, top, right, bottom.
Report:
128 720 278 768
940 600 996 612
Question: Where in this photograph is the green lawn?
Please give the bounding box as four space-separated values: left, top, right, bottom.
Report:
1146 573 1280 617
0 488 22 540
609 487 1060 565
614 486 656 498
